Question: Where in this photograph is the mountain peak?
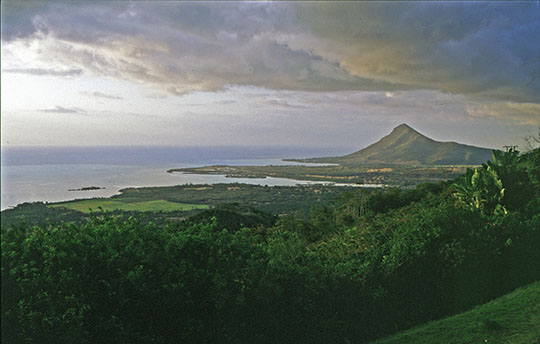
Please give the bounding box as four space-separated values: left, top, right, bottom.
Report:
382 124 427 146
395 123 413 130
391 123 419 134
301 124 493 165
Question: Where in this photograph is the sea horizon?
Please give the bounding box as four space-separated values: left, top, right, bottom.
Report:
1 145 352 166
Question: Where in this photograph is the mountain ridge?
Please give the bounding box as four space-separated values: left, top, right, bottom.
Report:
294 124 494 165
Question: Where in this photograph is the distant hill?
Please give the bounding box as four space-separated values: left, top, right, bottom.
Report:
296 124 493 165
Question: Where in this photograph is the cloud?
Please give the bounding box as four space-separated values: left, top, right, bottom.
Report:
0 2 409 97
3 67 83 76
250 89 463 113
81 91 123 100
466 102 540 126
0 1 51 40
293 2 539 102
125 112 158 119
214 100 237 105
262 99 307 109
146 93 168 99
2 1 538 104
39 105 86 114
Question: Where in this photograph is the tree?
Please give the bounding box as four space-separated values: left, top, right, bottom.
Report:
453 164 506 216
523 126 540 151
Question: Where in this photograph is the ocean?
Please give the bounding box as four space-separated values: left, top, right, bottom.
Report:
1 146 350 210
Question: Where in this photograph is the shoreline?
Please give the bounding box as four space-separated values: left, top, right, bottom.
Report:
3 163 382 210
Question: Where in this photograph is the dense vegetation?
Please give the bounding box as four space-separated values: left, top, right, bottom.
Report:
1 202 88 228
2 149 539 343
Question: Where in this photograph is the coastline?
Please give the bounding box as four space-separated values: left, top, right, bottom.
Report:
2 162 362 210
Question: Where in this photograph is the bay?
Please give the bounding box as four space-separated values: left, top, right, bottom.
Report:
1 146 350 210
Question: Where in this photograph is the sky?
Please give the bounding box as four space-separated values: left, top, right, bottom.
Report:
1 1 539 151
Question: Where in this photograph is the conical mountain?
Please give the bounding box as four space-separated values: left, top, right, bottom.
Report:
306 124 493 165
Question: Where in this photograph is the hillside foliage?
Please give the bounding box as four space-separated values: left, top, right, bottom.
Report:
2 149 539 344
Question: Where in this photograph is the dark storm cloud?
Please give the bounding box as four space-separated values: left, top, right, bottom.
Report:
294 1 540 102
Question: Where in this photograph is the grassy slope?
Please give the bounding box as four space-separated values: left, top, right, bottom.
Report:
51 199 208 213
371 281 540 344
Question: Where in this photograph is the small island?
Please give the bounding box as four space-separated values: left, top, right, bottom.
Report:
68 186 105 192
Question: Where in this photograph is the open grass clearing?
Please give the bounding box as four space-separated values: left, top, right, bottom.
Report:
50 199 209 213
371 281 540 344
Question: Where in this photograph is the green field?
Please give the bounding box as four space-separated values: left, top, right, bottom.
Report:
371 281 540 344
51 198 209 213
